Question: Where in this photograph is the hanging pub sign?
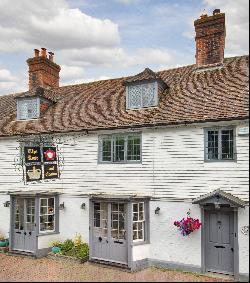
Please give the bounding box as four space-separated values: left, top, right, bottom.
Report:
26 165 42 182
24 147 41 163
44 164 59 180
43 147 57 162
22 143 60 184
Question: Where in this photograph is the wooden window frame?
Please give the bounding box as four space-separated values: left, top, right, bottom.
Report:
39 197 56 234
204 127 237 162
98 133 142 164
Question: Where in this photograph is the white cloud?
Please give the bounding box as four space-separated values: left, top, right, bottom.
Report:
0 0 120 53
0 68 27 95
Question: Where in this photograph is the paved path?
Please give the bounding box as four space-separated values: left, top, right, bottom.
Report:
0 254 233 282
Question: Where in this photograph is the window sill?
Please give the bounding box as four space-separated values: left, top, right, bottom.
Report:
38 231 60 237
204 159 237 163
98 161 142 165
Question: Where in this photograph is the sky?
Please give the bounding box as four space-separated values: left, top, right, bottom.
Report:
0 0 249 96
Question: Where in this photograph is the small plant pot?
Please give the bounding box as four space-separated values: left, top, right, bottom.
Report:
0 239 9 247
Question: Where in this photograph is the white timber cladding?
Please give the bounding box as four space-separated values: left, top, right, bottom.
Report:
0 121 249 201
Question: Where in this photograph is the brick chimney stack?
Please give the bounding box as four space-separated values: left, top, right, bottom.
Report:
194 9 226 68
27 48 61 90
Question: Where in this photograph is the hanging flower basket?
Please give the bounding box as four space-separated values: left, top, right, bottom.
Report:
174 217 202 236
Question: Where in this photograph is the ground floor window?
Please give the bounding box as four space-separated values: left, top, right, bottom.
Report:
39 197 55 233
132 202 146 242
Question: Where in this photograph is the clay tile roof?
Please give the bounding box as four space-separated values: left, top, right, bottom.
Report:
0 55 249 137
125 67 164 84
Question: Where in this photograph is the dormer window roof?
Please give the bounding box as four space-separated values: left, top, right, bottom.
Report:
125 68 167 110
15 87 54 121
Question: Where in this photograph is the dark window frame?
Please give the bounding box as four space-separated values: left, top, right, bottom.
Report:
204 127 237 162
98 133 142 164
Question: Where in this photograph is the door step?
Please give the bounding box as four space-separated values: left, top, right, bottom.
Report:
90 259 129 270
8 250 36 258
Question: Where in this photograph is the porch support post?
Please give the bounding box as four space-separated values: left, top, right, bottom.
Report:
127 202 133 269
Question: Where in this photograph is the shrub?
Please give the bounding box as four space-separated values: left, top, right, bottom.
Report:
60 239 75 253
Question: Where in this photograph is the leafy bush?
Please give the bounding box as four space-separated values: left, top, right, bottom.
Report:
51 235 89 259
60 239 74 253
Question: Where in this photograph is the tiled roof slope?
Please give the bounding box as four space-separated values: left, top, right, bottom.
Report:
0 55 248 137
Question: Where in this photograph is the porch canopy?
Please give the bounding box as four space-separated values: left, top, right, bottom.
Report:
192 189 246 208
8 190 61 197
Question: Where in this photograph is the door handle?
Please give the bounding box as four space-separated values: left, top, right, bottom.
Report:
231 248 234 252
214 245 225 248
29 232 32 236
24 232 27 235
98 237 102 242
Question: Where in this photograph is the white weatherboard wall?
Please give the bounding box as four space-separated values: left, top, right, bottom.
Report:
238 206 249 275
150 201 202 267
0 122 249 201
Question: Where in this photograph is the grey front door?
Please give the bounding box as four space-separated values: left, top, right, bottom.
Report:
91 201 128 265
12 198 36 253
205 210 234 275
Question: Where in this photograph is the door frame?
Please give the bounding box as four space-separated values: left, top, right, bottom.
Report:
201 206 239 279
89 196 150 269
9 195 38 254
89 199 132 267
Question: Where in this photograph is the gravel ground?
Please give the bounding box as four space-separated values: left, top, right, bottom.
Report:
0 254 234 282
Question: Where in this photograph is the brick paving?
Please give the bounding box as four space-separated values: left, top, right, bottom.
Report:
0 254 234 282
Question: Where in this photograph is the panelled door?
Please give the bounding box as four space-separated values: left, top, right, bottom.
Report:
91 202 128 265
205 210 234 275
12 198 36 253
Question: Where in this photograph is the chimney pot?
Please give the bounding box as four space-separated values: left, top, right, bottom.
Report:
213 9 221 15
48 52 54 62
41 48 47 58
34 49 40 58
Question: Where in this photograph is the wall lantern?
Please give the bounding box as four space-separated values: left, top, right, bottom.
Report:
59 202 65 210
214 195 221 210
81 203 86 210
3 201 10 207
155 207 160 215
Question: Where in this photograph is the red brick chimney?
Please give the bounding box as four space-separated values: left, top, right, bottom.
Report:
27 48 61 90
194 9 226 68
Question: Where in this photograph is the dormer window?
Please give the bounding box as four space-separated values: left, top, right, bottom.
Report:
16 87 54 121
17 97 40 120
126 82 158 109
125 68 167 110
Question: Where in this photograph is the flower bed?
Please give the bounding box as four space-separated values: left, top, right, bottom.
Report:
49 235 89 264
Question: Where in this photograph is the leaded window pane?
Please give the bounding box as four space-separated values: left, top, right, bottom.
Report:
207 130 219 160
102 138 112 162
142 83 157 107
17 98 39 120
114 136 125 162
128 85 142 109
205 128 235 161
127 82 157 109
221 130 234 160
127 135 141 161
132 202 145 242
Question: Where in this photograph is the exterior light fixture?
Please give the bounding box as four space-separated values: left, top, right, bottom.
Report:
155 207 160 215
59 202 65 210
214 195 221 210
81 203 86 209
3 201 10 207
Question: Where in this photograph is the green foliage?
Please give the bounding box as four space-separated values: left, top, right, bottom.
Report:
51 237 89 259
60 239 74 253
